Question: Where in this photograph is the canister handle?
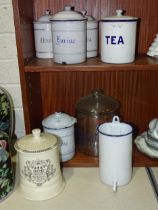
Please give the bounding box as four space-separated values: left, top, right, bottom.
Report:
112 116 120 123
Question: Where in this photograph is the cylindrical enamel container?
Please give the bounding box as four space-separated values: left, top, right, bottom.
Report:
100 9 138 64
98 116 133 192
82 10 98 58
33 10 53 59
42 112 77 162
51 6 87 64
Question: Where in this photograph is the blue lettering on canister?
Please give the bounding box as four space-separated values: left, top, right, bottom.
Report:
118 36 124 44
56 35 75 45
111 36 116 44
105 35 124 45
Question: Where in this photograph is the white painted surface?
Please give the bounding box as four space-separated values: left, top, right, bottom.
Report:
0 0 25 138
0 167 157 210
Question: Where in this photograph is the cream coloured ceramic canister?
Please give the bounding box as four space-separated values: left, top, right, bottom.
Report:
51 6 87 64
100 9 138 64
14 129 65 201
82 10 98 58
33 10 53 58
42 112 77 162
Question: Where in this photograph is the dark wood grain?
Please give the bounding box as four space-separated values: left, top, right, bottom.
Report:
12 0 158 166
63 146 158 167
33 0 158 53
24 55 158 72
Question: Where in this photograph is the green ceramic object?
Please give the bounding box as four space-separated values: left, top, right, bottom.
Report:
0 87 15 201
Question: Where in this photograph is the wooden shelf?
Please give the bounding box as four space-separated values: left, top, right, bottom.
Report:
13 0 158 167
24 54 158 73
63 145 158 167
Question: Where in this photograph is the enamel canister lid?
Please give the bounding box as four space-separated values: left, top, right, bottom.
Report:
101 9 138 21
42 112 77 129
82 10 97 22
14 129 58 153
51 5 86 21
35 10 52 23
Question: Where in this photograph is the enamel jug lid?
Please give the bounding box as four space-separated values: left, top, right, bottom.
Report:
14 129 58 153
101 9 138 21
51 5 86 21
76 89 120 116
42 112 77 129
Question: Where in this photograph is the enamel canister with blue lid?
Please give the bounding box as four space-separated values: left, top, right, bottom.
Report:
100 9 138 64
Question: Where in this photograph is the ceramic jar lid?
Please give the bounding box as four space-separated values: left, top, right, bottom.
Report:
51 5 86 21
42 112 77 129
14 129 58 153
101 9 138 21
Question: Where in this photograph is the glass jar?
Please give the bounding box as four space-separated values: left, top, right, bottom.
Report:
75 89 120 156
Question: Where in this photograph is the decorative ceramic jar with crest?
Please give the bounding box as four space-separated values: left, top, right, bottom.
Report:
14 129 65 201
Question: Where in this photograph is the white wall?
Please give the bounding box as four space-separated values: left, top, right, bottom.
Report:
0 0 25 138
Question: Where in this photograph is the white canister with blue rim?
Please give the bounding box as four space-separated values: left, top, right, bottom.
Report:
33 10 53 59
100 10 138 64
82 10 98 58
98 116 133 192
51 6 87 64
42 112 77 162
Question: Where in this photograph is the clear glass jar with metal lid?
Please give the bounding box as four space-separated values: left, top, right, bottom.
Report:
75 89 120 156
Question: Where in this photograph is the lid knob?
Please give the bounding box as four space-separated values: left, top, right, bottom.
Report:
116 9 123 16
92 89 104 97
45 10 51 15
32 129 41 139
64 5 72 11
82 10 87 16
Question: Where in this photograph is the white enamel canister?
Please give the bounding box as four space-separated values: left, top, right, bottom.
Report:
51 6 87 64
97 116 133 192
33 10 53 58
82 10 98 58
14 129 65 201
100 10 138 64
42 112 77 162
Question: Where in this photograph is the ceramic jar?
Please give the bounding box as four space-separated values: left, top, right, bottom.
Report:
42 112 77 162
33 10 53 58
51 6 87 64
82 10 98 58
100 9 138 64
14 129 65 201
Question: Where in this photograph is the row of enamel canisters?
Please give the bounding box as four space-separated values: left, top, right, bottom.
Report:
34 6 138 64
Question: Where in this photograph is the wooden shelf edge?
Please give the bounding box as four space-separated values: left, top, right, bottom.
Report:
24 54 158 73
62 147 158 167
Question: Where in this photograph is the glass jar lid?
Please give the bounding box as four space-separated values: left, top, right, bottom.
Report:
42 112 77 129
75 89 120 116
14 129 58 153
